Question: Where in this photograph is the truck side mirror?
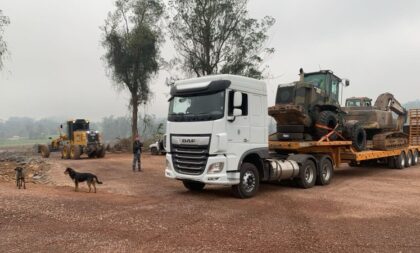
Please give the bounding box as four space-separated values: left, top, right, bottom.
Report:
234 91 242 107
345 80 350 87
233 108 242 116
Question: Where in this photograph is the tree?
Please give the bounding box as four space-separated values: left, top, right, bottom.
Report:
0 9 10 70
168 0 275 79
101 0 164 140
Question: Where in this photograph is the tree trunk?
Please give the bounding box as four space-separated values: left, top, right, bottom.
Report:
131 93 139 143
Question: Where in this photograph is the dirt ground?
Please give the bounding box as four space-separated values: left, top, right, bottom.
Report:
1 152 420 252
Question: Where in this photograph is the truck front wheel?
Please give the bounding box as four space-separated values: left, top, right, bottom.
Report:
232 162 260 198
182 180 205 191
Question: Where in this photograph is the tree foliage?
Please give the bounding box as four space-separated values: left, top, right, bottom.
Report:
168 0 275 79
101 0 164 139
0 9 10 70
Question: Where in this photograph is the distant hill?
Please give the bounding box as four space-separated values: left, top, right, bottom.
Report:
404 100 420 110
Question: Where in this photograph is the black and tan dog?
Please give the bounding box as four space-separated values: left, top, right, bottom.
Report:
15 167 26 189
64 167 103 193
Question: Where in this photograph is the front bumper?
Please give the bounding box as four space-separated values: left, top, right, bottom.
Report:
165 154 240 185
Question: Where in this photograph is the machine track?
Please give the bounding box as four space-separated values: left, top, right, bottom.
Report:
372 132 409 150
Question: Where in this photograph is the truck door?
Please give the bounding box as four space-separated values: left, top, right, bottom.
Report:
227 90 250 144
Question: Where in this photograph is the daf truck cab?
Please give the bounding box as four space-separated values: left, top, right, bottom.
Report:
164 75 323 198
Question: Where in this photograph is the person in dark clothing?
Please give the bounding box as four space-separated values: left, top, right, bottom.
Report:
132 135 143 171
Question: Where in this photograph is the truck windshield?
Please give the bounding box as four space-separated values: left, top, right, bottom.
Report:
304 74 326 90
168 91 225 122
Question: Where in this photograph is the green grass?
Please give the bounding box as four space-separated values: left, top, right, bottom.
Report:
0 138 51 148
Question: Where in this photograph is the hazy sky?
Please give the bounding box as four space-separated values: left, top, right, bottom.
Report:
1 0 420 121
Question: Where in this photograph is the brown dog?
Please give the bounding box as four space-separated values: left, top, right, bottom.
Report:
14 167 26 189
64 167 103 193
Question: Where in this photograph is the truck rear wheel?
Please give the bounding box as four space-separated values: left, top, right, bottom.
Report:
295 159 317 188
316 156 333 186
405 151 413 167
232 162 260 198
182 180 205 191
395 151 406 169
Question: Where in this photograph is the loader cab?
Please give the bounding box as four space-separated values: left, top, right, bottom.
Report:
303 70 342 103
66 119 90 144
345 97 372 107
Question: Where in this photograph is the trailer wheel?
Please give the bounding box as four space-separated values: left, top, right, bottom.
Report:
232 162 260 198
395 151 406 169
316 156 333 186
405 150 413 167
182 180 205 191
295 159 317 188
412 150 419 165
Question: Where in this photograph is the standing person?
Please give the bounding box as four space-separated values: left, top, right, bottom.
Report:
132 134 143 172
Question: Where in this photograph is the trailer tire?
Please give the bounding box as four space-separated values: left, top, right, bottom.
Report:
314 110 338 140
40 145 50 158
395 151 406 169
277 125 305 133
182 180 205 191
232 162 260 198
412 150 419 165
316 156 333 186
405 150 413 167
295 159 317 189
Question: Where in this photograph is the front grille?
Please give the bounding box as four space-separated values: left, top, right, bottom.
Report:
171 136 210 175
276 86 295 104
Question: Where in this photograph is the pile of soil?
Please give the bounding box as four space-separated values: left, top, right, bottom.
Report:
0 150 51 184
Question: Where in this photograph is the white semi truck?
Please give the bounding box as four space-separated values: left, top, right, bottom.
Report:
164 74 420 198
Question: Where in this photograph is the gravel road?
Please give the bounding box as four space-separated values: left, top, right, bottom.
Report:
1 152 420 252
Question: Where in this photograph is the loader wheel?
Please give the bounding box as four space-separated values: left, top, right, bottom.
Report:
232 163 260 198
70 145 81 159
412 150 419 165
314 110 338 140
96 146 106 158
395 151 406 169
348 123 367 152
295 159 316 189
316 156 333 186
405 150 413 167
62 145 71 159
40 145 50 158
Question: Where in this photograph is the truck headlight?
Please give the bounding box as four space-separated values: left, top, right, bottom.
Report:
208 162 224 174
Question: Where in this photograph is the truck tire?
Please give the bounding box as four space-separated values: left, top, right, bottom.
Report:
314 110 338 140
316 156 333 186
395 151 406 169
62 145 71 159
40 144 50 158
96 146 106 158
405 150 413 167
277 125 304 133
347 123 367 151
182 180 205 191
231 162 260 198
412 150 419 165
151 147 158 155
295 159 317 189
70 145 81 159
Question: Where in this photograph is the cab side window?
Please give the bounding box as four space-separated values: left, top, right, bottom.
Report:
228 90 248 116
331 78 339 101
